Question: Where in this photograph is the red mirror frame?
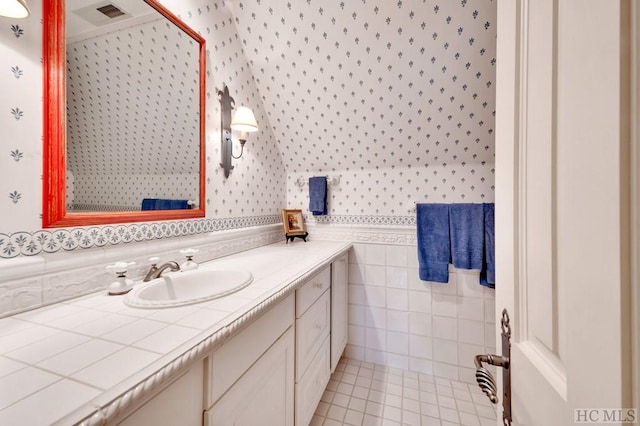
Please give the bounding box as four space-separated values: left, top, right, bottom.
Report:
42 0 206 228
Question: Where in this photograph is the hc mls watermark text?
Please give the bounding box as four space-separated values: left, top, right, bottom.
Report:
574 408 637 423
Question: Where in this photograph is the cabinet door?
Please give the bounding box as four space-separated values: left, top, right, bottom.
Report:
206 294 294 407
117 362 203 426
295 336 330 426
330 253 348 372
205 327 294 426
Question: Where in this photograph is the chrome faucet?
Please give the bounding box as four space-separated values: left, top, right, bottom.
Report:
143 258 180 282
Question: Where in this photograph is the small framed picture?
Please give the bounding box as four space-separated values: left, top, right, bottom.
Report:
282 209 306 235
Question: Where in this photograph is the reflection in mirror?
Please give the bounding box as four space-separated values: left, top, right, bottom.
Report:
66 0 200 212
43 0 206 227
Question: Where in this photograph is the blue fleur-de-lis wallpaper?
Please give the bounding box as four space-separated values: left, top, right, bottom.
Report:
0 0 496 257
231 0 496 221
10 107 23 120
66 18 200 209
10 25 24 38
8 190 21 204
10 65 22 78
10 149 23 161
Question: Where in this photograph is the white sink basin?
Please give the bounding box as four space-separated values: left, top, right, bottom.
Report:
124 268 253 308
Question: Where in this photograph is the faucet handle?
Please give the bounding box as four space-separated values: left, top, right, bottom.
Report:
106 261 136 276
180 249 199 271
106 262 136 295
179 248 199 258
148 257 160 265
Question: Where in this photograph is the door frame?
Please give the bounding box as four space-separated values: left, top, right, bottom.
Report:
632 0 640 414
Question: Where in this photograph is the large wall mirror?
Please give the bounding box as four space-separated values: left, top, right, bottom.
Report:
43 0 206 227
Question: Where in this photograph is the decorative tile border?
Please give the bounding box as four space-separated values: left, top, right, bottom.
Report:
0 214 421 258
310 214 416 227
0 215 282 258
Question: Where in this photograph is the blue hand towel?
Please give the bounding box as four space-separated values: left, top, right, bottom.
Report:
449 203 484 270
416 203 450 283
309 176 327 215
156 199 172 210
141 198 156 210
141 198 189 210
480 203 495 288
168 199 189 210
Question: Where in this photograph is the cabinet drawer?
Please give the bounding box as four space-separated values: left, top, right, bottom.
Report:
295 290 330 381
206 294 294 408
296 265 330 317
295 336 330 426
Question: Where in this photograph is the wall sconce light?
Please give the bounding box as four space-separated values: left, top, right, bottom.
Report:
218 84 259 178
230 106 258 156
0 0 30 18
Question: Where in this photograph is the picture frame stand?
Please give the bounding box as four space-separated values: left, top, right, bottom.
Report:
285 232 308 243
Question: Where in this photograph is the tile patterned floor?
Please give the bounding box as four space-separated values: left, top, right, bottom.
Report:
312 358 498 426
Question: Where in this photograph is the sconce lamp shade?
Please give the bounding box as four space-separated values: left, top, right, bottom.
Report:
230 106 258 133
0 0 30 18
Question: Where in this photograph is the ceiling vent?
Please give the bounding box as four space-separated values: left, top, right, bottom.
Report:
96 4 125 19
71 2 132 28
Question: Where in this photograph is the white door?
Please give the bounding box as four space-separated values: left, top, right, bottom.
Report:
495 1 635 425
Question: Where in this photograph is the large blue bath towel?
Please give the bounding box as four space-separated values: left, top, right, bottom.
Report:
416 203 450 283
309 176 328 215
480 203 495 288
449 203 484 270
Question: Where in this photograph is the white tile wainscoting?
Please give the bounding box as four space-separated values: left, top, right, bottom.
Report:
303 222 497 383
343 241 496 385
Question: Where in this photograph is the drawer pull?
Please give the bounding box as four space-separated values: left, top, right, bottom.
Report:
312 282 324 289
313 323 322 330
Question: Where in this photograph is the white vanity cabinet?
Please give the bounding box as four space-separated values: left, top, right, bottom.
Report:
204 294 295 426
110 253 348 426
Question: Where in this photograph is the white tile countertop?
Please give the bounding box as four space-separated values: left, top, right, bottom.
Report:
0 240 351 426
